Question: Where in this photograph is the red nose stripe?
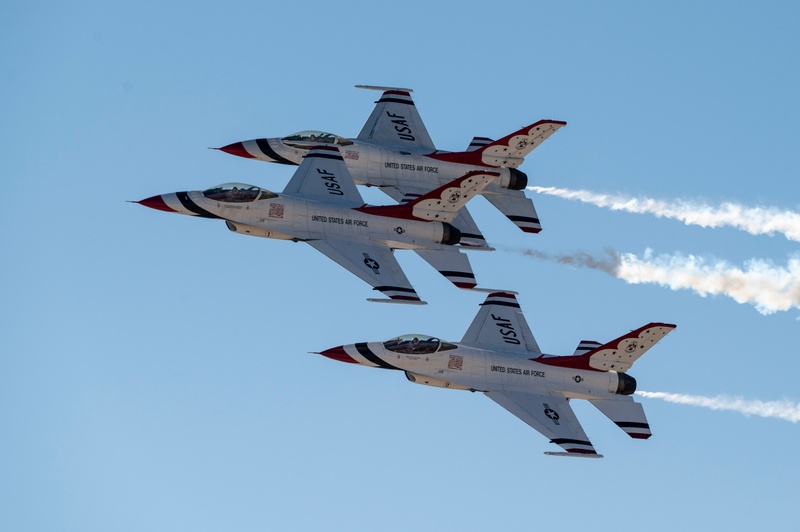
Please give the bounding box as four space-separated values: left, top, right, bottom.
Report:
218 142 255 159
138 195 176 213
319 346 360 364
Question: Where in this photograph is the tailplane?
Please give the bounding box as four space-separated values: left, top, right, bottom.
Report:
590 397 652 440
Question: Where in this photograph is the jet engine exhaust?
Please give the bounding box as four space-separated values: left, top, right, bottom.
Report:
506 168 528 191
616 373 637 395
440 223 461 245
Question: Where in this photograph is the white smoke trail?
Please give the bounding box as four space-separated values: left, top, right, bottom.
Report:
637 391 800 423
528 185 800 242
513 248 800 315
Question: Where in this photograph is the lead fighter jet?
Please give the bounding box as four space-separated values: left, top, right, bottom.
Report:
318 292 676 457
217 85 566 248
136 146 499 304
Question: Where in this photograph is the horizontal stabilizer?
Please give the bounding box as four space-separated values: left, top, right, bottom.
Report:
590 397 652 439
544 452 604 459
415 249 477 290
482 187 543 234
467 136 493 152
573 340 602 356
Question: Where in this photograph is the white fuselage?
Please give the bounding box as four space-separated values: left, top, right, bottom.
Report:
246 138 519 192
336 341 624 400
162 190 454 250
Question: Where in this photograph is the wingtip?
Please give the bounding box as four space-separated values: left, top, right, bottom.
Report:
544 452 604 459
366 298 428 305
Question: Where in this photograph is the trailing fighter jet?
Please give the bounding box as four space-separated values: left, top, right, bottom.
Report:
317 292 676 457
216 85 566 248
136 146 500 304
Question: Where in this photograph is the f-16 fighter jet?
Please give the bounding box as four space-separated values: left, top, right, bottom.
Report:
216 85 566 248
136 146 500 304
318 292 676 457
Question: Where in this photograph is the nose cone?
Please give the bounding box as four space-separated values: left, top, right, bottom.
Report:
217 141 256 159
318 346 360 364
137 194 176 213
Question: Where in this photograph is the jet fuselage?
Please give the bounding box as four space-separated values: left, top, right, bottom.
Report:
141 186 457 250
323 340 633 400
223 137 529 195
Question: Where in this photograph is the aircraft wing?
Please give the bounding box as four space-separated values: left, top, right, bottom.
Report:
355 86 435 151
307 238 425 304
380 185 491 249
282 146 364 206
460 292 541 355
485 390 600 457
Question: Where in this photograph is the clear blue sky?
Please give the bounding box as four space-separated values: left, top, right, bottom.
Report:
3 2 799 530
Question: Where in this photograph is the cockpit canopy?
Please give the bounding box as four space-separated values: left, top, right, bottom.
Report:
383 334 457 355
202 183 278 203
281 130 353 148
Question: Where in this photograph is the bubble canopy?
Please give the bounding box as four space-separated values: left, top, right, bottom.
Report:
202 183 277 203
281 130 353 147
383 334 457 355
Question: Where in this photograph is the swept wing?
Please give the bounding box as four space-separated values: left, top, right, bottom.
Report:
485 390 600 457
460 292 541 355
307 238 424 304
282 146 364 206
355 85 435 151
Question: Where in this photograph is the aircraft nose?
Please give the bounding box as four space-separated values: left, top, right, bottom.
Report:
136 194 177 213
216 141 255 159
317 345 360 364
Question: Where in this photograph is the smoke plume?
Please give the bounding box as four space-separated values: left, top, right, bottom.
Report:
637 391 800 423
528 186 800 242
513 248 800 315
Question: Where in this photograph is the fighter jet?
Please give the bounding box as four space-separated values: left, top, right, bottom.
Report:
216 85 566 248
136 145 500 304
317 292 676 457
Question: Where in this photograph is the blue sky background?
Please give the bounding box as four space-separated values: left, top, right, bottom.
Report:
3 2 799 530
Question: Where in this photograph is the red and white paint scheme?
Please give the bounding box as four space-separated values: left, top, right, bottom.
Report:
137 146 501 304
215 85 566 247
318 292 676 457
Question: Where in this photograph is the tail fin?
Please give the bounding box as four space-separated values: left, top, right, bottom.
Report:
590 397 652 439
477 119 566 168
533 323 676 372
586 323 676 372
427 119 566 168
355 171 499 222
